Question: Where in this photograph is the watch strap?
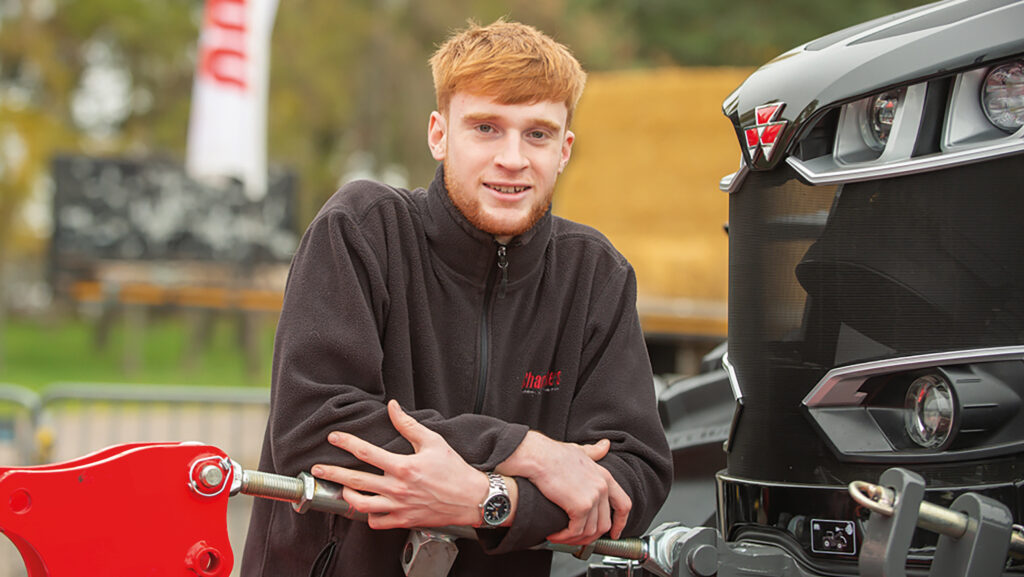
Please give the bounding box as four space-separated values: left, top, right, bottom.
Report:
486 472 507 494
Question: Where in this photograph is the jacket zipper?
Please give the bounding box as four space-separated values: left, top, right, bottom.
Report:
497 245 509 299
474 244 508 414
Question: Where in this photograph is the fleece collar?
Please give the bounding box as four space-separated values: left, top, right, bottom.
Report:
422 165 552 288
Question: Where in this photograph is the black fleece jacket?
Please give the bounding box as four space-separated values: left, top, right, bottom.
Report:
241 167 672 577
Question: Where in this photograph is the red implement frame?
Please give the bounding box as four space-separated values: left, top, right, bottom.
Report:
0 442 234 576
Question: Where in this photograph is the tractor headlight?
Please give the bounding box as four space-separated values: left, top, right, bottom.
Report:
981 60 1024 133
802 347 1024 464
904 374 955 449
860 89 904 151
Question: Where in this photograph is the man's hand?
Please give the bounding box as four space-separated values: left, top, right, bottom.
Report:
312 400 503 530
496 431 631 545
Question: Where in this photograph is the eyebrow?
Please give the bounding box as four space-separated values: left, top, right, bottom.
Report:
461 112 562 134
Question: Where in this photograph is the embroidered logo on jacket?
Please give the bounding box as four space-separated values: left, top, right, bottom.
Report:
521 370 561 394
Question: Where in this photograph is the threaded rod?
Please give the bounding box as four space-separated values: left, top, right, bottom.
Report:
240 469 304 502
592 537 646 560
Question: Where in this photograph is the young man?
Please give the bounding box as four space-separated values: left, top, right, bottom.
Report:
241 20 672 577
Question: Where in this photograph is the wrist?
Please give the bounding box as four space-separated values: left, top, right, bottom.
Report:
470 470 491 526
497 430 545 479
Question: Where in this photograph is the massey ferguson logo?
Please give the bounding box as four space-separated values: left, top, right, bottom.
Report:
744 103 787 163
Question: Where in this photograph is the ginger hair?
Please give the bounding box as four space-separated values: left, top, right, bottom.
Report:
429 19 587 126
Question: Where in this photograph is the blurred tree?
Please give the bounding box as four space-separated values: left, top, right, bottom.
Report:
1 2 66 263
57 0 199 149
0 0 199 246
588 0 931 65
265 0 374 221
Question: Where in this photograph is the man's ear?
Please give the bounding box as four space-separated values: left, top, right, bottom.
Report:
559 130 575 174
428 111 447 161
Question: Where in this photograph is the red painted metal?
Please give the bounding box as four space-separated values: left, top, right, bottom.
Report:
755 102 782 124
0 442 234 576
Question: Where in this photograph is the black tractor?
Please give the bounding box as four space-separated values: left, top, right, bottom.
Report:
633 0 1024 575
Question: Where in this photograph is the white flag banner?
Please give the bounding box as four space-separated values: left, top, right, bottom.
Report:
186 0 279 200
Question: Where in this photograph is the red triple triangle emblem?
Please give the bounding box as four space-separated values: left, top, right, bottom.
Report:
744 102 787 163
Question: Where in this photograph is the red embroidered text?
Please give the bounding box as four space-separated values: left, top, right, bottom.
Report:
521 370 561 394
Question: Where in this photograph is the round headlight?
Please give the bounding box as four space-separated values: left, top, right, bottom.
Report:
904 374 955 449
859 89 903 151
981 60 1024 133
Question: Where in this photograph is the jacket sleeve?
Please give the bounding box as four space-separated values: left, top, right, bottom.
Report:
265 199 528 480
482 261 674 553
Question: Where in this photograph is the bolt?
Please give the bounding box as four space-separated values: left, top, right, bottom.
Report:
687 544 718 577
199 464 225 489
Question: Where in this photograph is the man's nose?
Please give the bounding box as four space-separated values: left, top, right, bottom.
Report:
494 135 529 170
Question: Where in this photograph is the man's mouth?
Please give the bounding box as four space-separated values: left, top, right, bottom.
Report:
485 183 531 194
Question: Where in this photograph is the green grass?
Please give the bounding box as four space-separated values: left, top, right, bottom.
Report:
0 312 276 390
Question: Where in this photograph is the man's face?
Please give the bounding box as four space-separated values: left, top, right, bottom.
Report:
427 92 574 243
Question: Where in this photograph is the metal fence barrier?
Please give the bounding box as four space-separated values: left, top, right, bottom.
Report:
0 385 41 469
0 382 271 577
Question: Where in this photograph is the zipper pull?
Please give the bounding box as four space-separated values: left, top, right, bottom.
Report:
497 245 509 299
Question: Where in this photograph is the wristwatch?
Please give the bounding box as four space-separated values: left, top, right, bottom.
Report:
479 472 512 527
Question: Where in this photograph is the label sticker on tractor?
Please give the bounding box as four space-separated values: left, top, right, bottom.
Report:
810 519 856 556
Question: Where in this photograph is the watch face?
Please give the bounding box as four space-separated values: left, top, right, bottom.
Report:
483 494 511 525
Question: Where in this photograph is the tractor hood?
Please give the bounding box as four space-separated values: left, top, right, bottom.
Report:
723 0 1024 176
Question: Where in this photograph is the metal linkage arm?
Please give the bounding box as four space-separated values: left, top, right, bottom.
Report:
228 464 693 576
